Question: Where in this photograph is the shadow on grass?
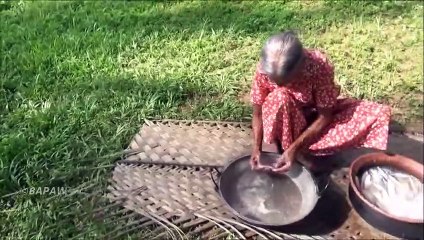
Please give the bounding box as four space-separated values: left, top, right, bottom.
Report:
27 1 420 39
122 1 419 36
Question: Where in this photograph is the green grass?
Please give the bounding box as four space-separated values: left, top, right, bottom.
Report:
0 0 422 238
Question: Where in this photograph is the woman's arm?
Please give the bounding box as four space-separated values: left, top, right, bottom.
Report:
272 108 333 172
252 104 263 152
249 65 271 169
250 104 264 170
289 108 333 153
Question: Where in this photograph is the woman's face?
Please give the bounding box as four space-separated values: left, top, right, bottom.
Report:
271 69 299 86
270 57 305 87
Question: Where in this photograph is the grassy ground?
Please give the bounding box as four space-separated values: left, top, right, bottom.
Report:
0 0 422 239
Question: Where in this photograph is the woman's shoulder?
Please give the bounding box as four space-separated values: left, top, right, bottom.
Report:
253 61 275 88
303 49 335 82
305 49 332 65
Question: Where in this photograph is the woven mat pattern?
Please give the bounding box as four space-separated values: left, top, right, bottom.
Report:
126 120 252 166
106 120 391 239
109 164 223 216
107 164 320 239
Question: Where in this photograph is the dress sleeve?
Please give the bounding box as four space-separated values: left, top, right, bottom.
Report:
250 68 270 106
312 53 340 109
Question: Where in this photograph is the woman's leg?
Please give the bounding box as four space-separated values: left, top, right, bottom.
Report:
308 99 391 155
261 88 307 150
358 103 391 150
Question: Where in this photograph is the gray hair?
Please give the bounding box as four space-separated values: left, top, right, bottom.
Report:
260 31 304 80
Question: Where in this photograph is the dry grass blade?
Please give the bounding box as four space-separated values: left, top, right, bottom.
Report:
198 214 245 240
100 217 153 239
193 213 234 239
287 234 319 240
240 222 284 240
128 211 178 240
148 211 186 240
82 201 124 218
103 217 151 240
215 216 269 240
100 210 137 226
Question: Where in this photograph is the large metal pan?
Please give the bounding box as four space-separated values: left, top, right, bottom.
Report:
348 152 424 240
211 152 329 227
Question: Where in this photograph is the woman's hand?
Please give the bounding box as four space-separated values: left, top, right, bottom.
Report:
250 150 274 171
272 148 296 173
250 149 261 170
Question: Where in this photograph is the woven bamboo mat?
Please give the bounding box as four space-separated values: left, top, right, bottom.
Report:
108 164 315 240
106 120 398 239
125 120 252 166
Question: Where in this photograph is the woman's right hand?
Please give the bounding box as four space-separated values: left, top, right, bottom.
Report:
250 150 273 171
250 149 261 170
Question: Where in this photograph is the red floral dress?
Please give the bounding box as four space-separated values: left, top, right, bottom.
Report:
250 49 391 155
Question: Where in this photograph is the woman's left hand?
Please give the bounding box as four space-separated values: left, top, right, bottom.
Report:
272 148 296 173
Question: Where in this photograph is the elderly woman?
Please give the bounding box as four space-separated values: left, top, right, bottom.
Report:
250 31 391 173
